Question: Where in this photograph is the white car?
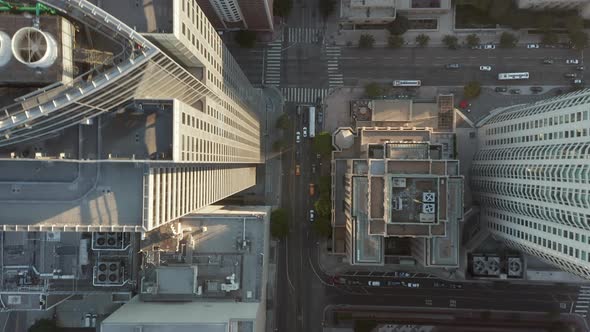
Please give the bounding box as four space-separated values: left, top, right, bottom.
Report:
405 282 420 288
479 65 492 71
368 281 381 286
296 131 301 143
303 127 308 138
309 209 315 222
483 44 496 50
566 59 580 64
526 44 540 49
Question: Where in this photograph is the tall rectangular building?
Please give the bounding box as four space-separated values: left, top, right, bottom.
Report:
0 0 263 233
196 0 274 31
472 89 590 279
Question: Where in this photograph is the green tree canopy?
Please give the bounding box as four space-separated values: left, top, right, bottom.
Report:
499 32 518 48
319 176 331 198
358 34 375 48
275 113 290 130
415 34 430 47
466 33 480 48
29 319 60 332
569 30 588 50
365 82 383 98
273 0 292 17
272 139 287 152
234 30 257 48
541 32 559 45
319 0 336 18
313 216 332 238
313 131 333 156
270 209 289 238
387 34 404 48
537 14 554 32
565 14 584 35
386 15 410 35
464 81 481 99
442 35 459 49
314 198 331 217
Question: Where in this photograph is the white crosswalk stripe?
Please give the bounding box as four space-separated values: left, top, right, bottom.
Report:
287 27 323 44
281 87 329 104
264 41 282 87
574 287 590 318
325 46 343 88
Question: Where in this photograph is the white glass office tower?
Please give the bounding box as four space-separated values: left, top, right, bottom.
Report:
472 89 590 279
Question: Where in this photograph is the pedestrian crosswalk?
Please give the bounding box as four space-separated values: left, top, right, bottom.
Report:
287 27 323 44
325 46 343 88
264 40 282 87
281 87 329 104
574 285 590 318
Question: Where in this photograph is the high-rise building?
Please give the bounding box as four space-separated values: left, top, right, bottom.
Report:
0 0 263 233
517 0 590 19
472 89 590 279
196 0 274 31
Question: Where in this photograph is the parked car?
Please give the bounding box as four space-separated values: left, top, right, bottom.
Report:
564 73 577 78
543 59 554 64
402 282 420 288
483 44 496 49
526 43 540 49
296 131 301 143
398 272 412 278
386 281 401 286
530 86 543 93
445 63 460 69
450 283 464 289
471 45 482 50
303 127 308 137
573 79 584 85
566 59 580 64
576 66 585 71
295 165 301 176
368 281 381 286
309 209 315 222
495 87 508 92
510 89 521 94
479 65 492 71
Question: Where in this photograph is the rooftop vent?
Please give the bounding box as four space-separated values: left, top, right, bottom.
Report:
0 31 12 67
422 203 435 214
422 192 436 203
11 27 57 68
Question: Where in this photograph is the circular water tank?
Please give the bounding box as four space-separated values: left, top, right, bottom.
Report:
11 27 57 68
0 31 11 67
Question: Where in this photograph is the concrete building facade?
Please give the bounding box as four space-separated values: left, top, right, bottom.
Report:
196 0 274 31
517 0 590 19
473 89 590 279
0 0 263 233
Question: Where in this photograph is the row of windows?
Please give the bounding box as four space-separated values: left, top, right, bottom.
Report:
181 134 257 162
501 235 590 280
472 163 590 184
181 109 258 149
486 127 588 146
476 195 590 231
473 180 590 210
487 210 590 245
486 89 590 125
474 142 590 161
486 109 589 136
488 221 590 263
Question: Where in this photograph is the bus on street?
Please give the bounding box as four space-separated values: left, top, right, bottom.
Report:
498 72 530 80
393 80 421 87
309 106 316 138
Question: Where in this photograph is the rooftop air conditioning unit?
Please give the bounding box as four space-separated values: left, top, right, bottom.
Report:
46 231 61 242
508 257 523 277
422 203 435 214
473 256 487 275
422 192 436 203
95 261 121 285
486 256 501 276
92 232 123 250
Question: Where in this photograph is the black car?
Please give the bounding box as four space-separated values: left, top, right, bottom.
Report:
530 86 543 93
445 63 460 69
510 89 521 94
495 87 508 92
576 66 585 71
564 73 577 78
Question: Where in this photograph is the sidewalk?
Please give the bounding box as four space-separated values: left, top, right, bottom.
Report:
262 86 285 208
325 8 545 47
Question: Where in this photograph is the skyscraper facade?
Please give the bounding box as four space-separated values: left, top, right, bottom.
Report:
472 89 590 279
0 0 263 233
196 0 274 31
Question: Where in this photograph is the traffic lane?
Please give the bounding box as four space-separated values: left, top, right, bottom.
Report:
341 47 580 63
340 64 580 86
325 293 567 313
